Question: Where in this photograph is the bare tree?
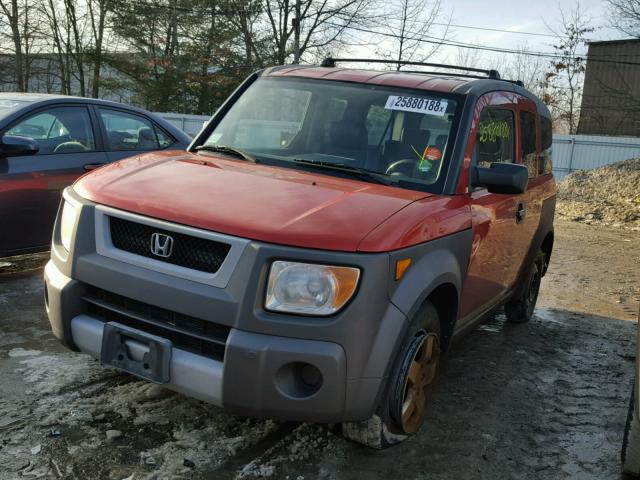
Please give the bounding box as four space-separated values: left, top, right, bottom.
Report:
500 45 546 96
38 0 72 94
63 0 87 96
544 3 593 134
452 46 482 70
226 0 264 67
378 0 449 70
607 0 640 37
87 0 111 97
0 0 33 91
263 0 376 65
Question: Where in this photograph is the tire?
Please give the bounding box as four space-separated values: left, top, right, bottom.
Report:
342 301 441 449
505 250 545 323
623 385 640 477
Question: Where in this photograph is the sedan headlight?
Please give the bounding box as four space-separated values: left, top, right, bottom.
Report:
59 201 77 251
265 261 360 316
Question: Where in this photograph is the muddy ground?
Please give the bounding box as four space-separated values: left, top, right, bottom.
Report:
0 218 638 480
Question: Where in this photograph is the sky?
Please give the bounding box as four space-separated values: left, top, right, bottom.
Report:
447 0 619 49
349 0 626 68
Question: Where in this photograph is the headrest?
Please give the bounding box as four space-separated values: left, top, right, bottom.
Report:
138 127 155 141
435 134 448 149
402 128 430 150
329 120 366 149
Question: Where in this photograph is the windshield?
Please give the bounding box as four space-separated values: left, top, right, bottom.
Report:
0 99 28 119
201 77 461 193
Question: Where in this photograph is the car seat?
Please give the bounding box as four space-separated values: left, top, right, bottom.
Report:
137 127 157 150
327 111 368 163
435 134 447 152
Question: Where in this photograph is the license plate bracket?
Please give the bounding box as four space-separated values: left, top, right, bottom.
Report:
101 322 171 384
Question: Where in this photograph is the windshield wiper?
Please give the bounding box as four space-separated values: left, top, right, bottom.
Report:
292 159 392 186
195 145 256 163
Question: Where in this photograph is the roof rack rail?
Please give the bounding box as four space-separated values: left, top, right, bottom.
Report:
320 57 502 80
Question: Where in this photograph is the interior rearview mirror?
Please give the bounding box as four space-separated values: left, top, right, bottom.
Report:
0 135 39 158
470 162 528 195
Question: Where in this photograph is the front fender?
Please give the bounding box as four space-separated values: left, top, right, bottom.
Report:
388 229 473 325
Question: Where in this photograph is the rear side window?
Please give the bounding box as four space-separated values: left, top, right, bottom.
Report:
99 108 175 151
540 116 553 175
520 110 538 178
476 108 514 167
5 106 95 155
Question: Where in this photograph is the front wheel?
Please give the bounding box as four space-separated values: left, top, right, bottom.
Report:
505 250 545 323
342 302 441 449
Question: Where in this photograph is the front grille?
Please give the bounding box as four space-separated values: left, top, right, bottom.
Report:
109 216 231 273
83 286 229 361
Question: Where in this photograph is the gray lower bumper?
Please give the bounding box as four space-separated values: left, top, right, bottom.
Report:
45 260 351 422
71 314 223 405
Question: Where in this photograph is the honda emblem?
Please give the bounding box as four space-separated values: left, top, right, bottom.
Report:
150 232 174 258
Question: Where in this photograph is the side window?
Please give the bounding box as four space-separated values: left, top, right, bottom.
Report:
476 107 515 167
156 129 174 149
366 104 392 146
5 106 95 155
99 109 174 151
520 110 538 178
540 115 553 175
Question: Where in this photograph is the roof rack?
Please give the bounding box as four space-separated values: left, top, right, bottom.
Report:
320 57 506 82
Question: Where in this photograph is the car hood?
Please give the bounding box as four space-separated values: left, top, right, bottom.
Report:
74 151 432 252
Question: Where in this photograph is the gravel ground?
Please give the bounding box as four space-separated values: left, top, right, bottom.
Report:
557 158 640 231
0 219 638 480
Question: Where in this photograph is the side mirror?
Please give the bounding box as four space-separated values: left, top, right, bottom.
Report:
0 135 39 157
470 162 528 194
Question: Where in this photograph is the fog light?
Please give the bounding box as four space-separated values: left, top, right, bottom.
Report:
300 363 322 387
275 362 323 399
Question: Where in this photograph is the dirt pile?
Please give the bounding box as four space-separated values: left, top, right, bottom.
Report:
556 158 640 230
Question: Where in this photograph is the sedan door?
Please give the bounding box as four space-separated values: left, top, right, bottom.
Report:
96 107 178 162
0 105 107 256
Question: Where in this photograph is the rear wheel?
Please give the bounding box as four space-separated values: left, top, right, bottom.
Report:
505 250 545 323
342 302 441 449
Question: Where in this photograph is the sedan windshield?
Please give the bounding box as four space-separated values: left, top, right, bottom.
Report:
201 77 461 192
0 99 29 119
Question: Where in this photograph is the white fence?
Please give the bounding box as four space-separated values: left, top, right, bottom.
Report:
552 134 640 181
156 113 640 181
156 112 210 137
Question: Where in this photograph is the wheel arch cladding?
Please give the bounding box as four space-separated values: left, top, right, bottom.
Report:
540 230 554 275
425 282 458 351
522 194 556 278
387 229 473 352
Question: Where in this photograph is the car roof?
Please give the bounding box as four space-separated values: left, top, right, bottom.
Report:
0 93 192 144
0 92 145 110
263 65 470 93
261 65 551 118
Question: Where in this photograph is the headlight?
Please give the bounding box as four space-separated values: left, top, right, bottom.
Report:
265 261 360 316
59 201 77 251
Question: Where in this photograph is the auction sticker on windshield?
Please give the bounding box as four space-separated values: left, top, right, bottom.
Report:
385 96 448 116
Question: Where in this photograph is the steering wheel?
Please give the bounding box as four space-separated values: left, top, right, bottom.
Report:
385 159 417 177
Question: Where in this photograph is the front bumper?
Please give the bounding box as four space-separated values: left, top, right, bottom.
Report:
44 190 409 423
45 260 348 422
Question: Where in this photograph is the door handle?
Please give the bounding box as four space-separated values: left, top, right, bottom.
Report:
84 163 106 171
516 202 526 223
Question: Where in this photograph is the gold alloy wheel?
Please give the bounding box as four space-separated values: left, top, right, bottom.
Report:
400 333 440 434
